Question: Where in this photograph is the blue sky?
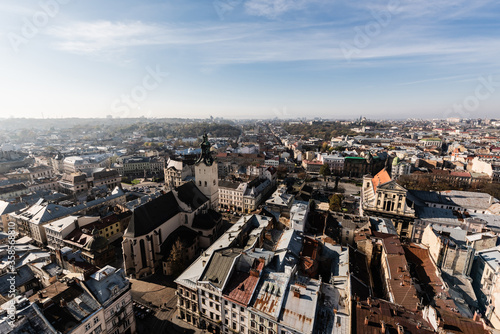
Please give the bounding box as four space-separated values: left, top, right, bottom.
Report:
1 0 499 119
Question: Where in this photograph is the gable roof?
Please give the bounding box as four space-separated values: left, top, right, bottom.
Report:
376 180 407 192
175 181 209 210
125 191 180 238
372 168 392 192
200 248 241 289
125 181 209 238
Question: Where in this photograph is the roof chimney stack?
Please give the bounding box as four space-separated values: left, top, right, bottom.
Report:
380 321 386 333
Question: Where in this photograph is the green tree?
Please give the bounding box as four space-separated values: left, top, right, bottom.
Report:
309 199 317 212
319 163 331 181
168 238 185 277
329 194 344 212
277 166 288 179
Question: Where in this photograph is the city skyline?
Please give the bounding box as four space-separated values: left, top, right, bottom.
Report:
1 0 500 120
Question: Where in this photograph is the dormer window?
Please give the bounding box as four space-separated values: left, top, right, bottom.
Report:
109 284 119 296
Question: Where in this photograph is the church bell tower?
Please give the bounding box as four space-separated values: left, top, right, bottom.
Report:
195 133 219 209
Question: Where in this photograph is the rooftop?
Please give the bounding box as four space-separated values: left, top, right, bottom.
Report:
378 233 419 311
85 265 128 305
200 248 241 289
372 168 392 192
41 283 101 334
279 277 320 333
125 181 208 238
251 271 289 319
223 257 264 306
411 190 497 211
353 298 434 334
44 215 80 233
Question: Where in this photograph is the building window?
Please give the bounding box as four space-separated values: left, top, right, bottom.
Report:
85 323 91 331
94 316 99 325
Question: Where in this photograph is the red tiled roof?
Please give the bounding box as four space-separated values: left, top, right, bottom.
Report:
223 259 264 306
224 272 260 306
372 168 392 192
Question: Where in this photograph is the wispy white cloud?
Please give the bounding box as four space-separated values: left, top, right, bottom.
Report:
244 0 314 18
44 15 500 71
343 0 495 21
397 74 476 86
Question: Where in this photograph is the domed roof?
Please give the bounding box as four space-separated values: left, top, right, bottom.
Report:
85 232 108 251
392 156 400 165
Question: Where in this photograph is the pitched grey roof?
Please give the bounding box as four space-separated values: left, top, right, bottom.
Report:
84 266 128 306
0 299 58 334
14 202 73 225
125 181 208 238
200 248 241 289
42 284 101 333
125 191 180 238
0 265 35 295
0 201 26 216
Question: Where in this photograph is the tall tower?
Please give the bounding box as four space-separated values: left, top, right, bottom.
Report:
195 133 219 209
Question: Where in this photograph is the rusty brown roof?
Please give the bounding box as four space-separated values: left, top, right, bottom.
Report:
380 235 419 311
353 298 434 334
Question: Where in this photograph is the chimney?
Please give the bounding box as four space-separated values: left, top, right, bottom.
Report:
397 325 404 334
367 297 372 306
60 298 67 307
380 321 386 333
364 316 369 325
473 310 481 322
292 287 300 298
